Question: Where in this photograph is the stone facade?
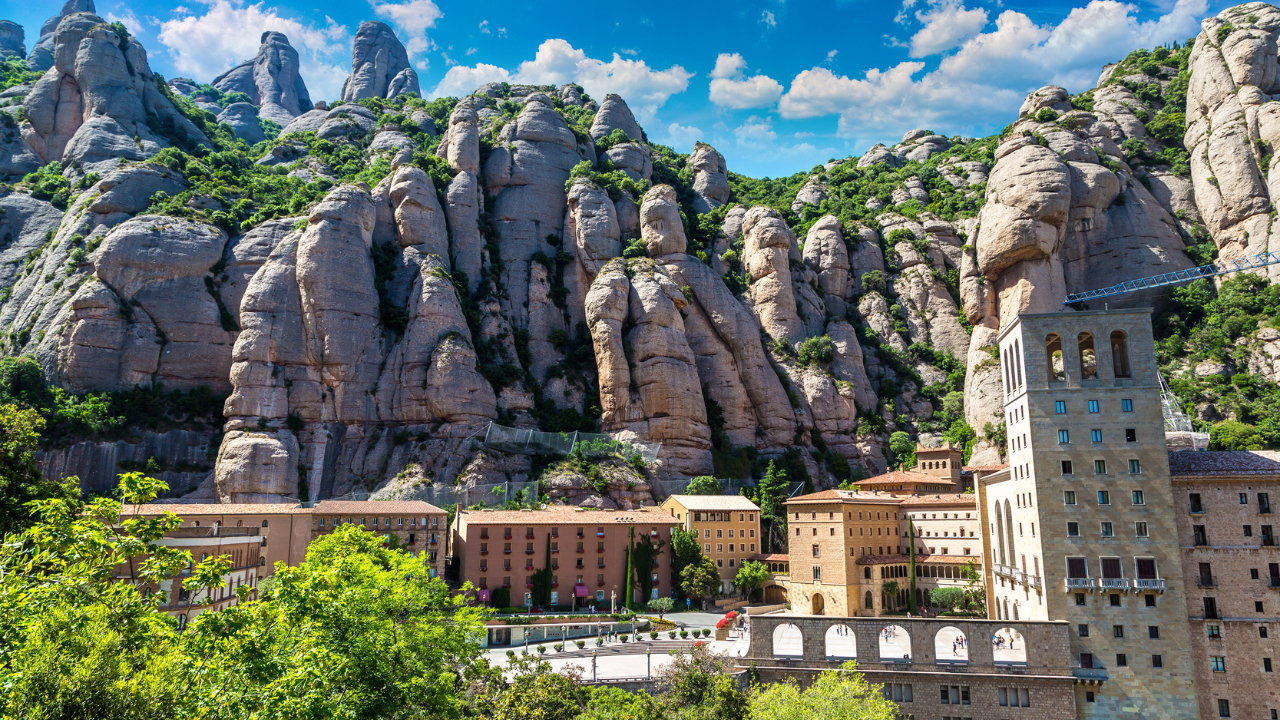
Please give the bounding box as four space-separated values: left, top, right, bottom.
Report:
742 614 1078 720
1169 451 1280 720
309 500 448 579
659 494 762 592
119 525 262 627
450 507 677 609
980 309 1199 719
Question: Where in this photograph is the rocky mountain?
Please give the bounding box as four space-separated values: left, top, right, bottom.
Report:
0 3 1277 506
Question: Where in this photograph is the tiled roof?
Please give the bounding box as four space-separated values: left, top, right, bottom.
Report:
786 489 904 505
899 493 978 507
964 464 1009 472
855 553 911 565
312 500 446 514
457 507 678 525
748 553 790 562
664 494 761 511
1168 450 1280 477
854 470 955 485
131 503 304 516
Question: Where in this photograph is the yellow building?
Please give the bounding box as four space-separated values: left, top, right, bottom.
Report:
660 494 762 593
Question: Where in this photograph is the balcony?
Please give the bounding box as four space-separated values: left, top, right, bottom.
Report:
1263 538 1277 547
1196 575 1218 588
576 548 585 553
551 548 559 554
526 534 535 540
577 533 584 539
597 532 605 538
551 581 559 588
1135 579 1166 592
597 547 606 554
504 534 512 540
598 581 605 587
504 549 512 555
429 539 438 545
480 550 489 556
525 550 535 555
1065 578 1096 591
525 583 533 589
1027 575 1042 590
1098 578 1132 591
1269 578 1280 588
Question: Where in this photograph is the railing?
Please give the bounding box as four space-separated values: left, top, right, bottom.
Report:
1135 579 1166 591
1066 578 1096 590
1099 578 1132 590
1196 575 1217 587
1269 578 1280 588
1027 575 1042 590
1263 538 1277 547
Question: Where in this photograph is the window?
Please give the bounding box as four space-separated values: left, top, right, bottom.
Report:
1087 692 1095 703
1135 522 1148 537
1265 658 1274 672
1264 626 1271 638
998 688 1031 707
1062 461 1074 475
1211 656 1226 673
1153 654 1163 668
1257 601 1266 613
1079 332 1098 379
1116 654 1127 667
1124 428 1137 443
1095 460 1107 474
1149 626 1159 639
1190 493 1204 513
883 683 913 703
1078 623 1089 637
1133 490 1144 505
1146 594 1157 607
940 686 970 705
1056 400 1066 413
1098 490 1110 505
1101 522 1114 537
1110 594 1122 607
1262 493 1273 514
812 544 819 558
1194 526 1208 546
1047 333 1065 380
1122 398 1133 412
1218 699 1231 718
1059 430 1070 444
1076 593 1087 606
1087 399 1099 413
1208 624 1221 639
1067 522 1080 537
1205 597 1219 619
1113 624 1124 638
812 566 821 581
1064 490 1077 505
1080 653 1093 669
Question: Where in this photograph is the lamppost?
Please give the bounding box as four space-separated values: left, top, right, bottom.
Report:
592 649 597 682
610 590 616 615
646 646 651 680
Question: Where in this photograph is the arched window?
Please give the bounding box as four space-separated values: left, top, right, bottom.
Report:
1078 332 1097 379
1003 347 1013 394
864 567 872 579
262 520 269 528
865 591 874 609
1046 334 1064 380
1013 340 1024 388
1110 330 1131 378
1004 500 1016 563
994 503 1007 566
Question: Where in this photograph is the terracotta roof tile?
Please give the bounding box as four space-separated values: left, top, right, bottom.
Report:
853 553 981 565
899 493 978 506
1168 450 1280 476
457 507 678 525
963 464 1009 472
748 553 790 562
663 495 761 511
786 489 903 505
132 503 304 515
853 470 956 487
313 500 446 515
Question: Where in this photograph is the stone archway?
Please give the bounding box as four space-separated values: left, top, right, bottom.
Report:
812 593 826 615
764 584 786 604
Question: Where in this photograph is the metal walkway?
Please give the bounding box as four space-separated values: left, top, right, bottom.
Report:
1063 252 1280 305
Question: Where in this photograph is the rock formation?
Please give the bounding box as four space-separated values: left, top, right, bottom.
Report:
0 20 23 60
211 31 313 126
690 143 729 214
340 21 419 101
26 0 94 71
21 13 210 174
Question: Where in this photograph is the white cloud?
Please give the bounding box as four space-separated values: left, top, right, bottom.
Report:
826 50 838 61
498 27 507 37
778 0 1208 141
663 122 704 151
909 0 989 57
442 52 457 66
433 39 691 118
734 115 777 148
370 0 442 56
761 10 777 28
157 0 351 101
479 20 490 34
708 52 783 109
106 10 146 33
431 63 511 98
620 48 638 56
466 47 477 56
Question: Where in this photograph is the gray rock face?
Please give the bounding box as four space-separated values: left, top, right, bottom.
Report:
690 143 729 214
589 93 643 143
23 13 209 173
0 20 24 59
0 193 63 290
340 21 419 101
280 107 330 136
217 103 266 144
791 177 828 213
603 142 652 183
26 0 94 71
211 31 313 125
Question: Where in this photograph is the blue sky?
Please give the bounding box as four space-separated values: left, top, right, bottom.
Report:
6 0 1229 176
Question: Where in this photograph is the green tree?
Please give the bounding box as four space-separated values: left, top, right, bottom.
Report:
883 580 900 611
748 460 791 552
670 527 703 599
657 644 749 720
680 554 721 609
477 655 584 720
748 661 898 720
0 404 79 535
734 560 770 600
685 475 722 495
888 431 916 469
928 586 966 612
631 532 666 605
577 685 665 720
1211 420 1266 450
648 596 674 618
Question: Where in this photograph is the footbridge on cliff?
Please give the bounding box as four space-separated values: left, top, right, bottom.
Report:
1063 251 1280 305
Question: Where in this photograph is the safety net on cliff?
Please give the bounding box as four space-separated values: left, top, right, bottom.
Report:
482 423 662 464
